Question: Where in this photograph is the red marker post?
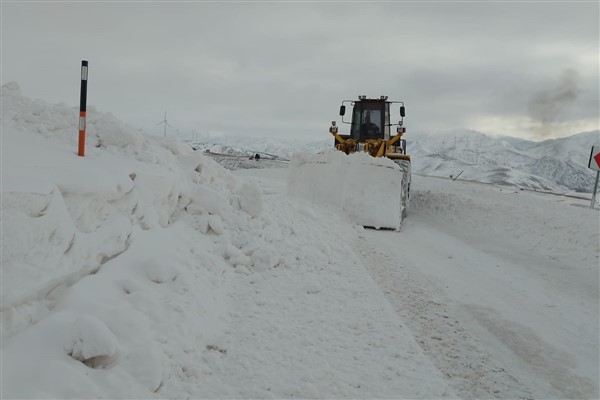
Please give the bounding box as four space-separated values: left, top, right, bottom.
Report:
78 60 88 157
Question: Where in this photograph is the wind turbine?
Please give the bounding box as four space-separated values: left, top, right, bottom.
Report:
156 111 172 138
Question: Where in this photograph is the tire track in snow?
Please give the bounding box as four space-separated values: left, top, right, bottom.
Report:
356 236 538 400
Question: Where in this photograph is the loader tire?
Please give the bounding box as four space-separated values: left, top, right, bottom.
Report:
395 159 411 220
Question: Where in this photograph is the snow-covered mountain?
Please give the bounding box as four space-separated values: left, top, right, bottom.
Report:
198 129 599 193
409 129 599 193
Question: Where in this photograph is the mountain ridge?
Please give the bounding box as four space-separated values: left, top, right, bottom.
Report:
190 129 599 193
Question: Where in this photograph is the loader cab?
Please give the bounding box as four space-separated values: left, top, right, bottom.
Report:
334 95 408 158
349 99 390 142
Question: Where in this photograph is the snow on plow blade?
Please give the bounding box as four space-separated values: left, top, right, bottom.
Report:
287 150 404 230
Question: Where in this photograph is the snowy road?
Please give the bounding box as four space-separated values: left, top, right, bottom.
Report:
236 168 599 399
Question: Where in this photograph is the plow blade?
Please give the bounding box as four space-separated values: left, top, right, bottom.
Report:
287 150 405 230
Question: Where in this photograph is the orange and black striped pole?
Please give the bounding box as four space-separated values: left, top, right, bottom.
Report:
78 60 88 157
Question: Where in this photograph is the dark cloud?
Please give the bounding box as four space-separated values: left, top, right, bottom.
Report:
529 69 581 137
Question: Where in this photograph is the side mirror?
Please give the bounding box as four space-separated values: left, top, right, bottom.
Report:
400 106 406 117
339 105 346 116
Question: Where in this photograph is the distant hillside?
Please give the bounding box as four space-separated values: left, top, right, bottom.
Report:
409 129 599 193
186 138 330 160
186 130 599 193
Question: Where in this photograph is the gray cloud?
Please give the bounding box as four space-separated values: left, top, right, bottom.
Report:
2 2 598 141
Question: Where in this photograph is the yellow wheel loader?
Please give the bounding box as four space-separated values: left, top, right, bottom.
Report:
329 95 411 220
287 95 411 230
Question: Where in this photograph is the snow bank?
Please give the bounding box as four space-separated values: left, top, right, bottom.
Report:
1 82 265 308
2 83 451 398
0 82 266 397
287 149 404 229
2 81 145 152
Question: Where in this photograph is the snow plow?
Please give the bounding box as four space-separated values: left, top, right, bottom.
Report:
288 95 411 230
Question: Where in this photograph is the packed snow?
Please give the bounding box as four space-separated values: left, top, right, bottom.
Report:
287 150 405 230
361 175 599 398
2 82 598 399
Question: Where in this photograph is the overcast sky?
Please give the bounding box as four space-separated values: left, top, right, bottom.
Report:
2 1 599 142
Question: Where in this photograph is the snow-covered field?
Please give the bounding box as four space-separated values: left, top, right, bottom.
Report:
2 83 599 399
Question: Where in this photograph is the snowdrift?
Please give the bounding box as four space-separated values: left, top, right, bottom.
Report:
287 150 404 229
1 82 263 310
0 82 265 397
1 83 451 398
